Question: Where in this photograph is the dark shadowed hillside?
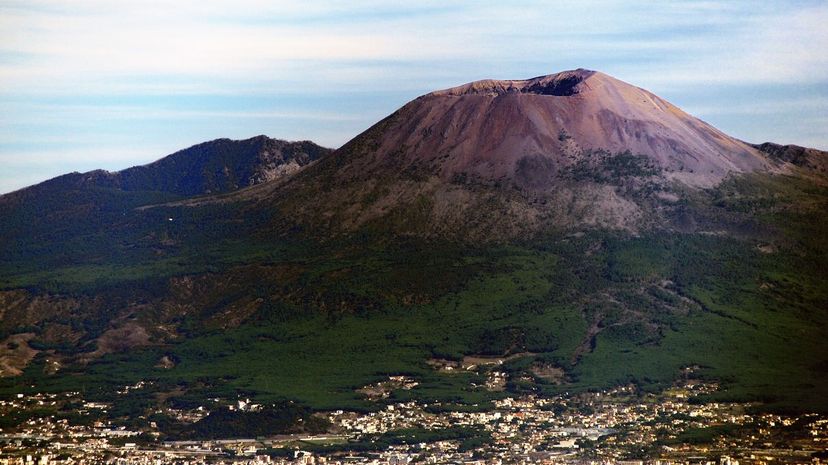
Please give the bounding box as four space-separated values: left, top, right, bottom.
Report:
0 135 331 202
0 136 331 274
116 136 332 196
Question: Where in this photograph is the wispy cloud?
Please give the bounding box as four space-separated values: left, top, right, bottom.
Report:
4 0 826 93
0 0 826 193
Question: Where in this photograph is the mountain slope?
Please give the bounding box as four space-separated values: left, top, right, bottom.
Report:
342 69 773 186
0 136 330 267
259 69 786 240
116 135 331 196
752 141 828 175
0 135 331 203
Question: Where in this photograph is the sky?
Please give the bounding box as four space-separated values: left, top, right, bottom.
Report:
1 0 827 194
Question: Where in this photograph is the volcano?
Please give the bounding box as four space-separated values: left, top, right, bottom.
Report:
264 69 790 239
326 69 774 186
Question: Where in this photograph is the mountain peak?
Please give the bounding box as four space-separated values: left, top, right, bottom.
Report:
1 136 333 202
334 69 777 190
429 68 600 97
263 69 794 239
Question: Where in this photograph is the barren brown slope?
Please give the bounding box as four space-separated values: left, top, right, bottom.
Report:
322 69 776 189
199 70 788 239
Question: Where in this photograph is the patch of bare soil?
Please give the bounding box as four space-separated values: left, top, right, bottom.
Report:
756 243 777 254
461 352 536 369
155 355 176 369
571 317 603 365
0 333 38 377
81 322 152 361
531 362 567 384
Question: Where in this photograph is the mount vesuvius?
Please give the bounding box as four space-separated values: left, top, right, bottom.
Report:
0 69 826 416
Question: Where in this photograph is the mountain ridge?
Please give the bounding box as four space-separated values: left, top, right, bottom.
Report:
751 141 828 174
0 135 332 201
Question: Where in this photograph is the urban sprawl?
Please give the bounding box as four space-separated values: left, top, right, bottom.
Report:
1 375 825 465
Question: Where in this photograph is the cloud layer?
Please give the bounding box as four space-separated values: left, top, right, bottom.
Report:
1 0 826 193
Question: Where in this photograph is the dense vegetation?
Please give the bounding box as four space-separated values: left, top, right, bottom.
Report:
184 404 330 439
0 167 826 422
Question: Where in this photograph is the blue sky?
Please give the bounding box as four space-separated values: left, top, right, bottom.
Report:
1 0 826 194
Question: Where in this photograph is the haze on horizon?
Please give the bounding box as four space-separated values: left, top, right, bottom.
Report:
1 0 826 194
